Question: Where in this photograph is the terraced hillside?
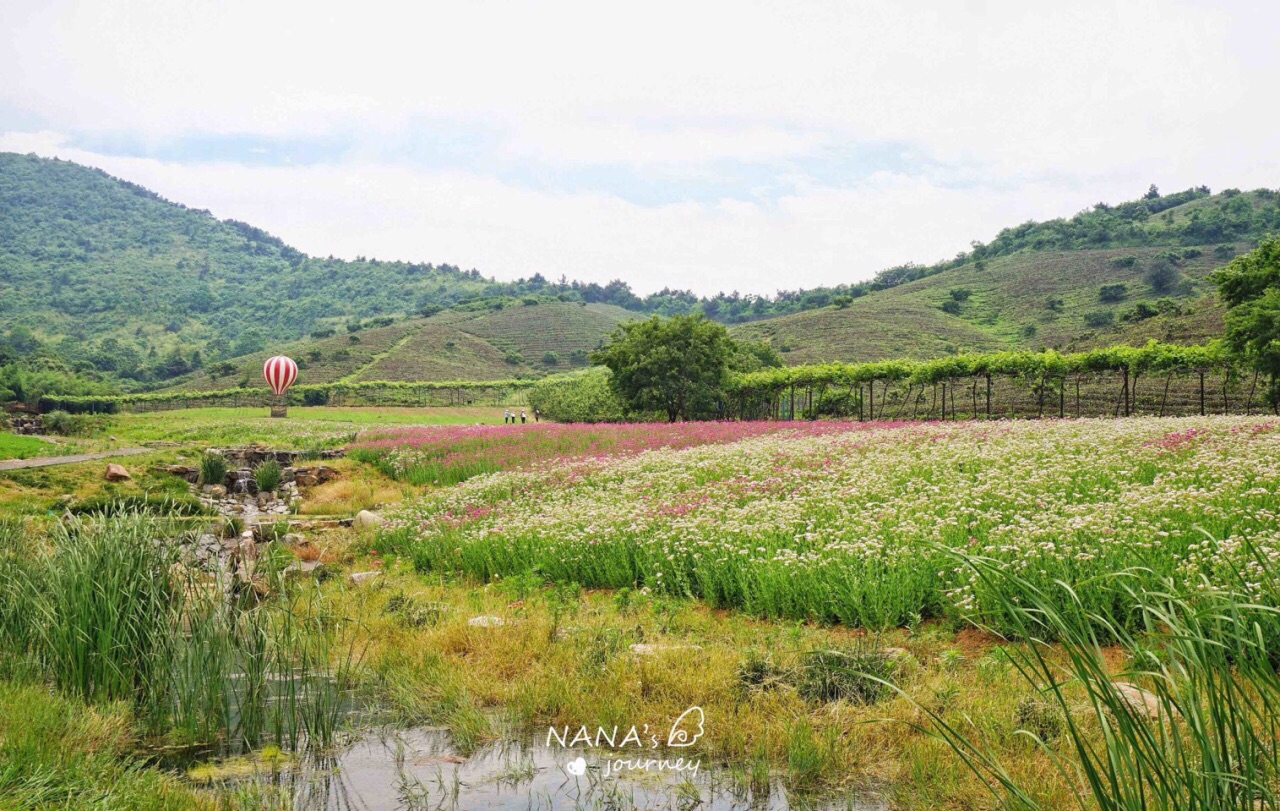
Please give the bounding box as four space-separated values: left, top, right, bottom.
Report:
173 301 635 389
733 242 1248 364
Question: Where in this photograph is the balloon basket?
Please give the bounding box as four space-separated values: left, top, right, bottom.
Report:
270 404 288 418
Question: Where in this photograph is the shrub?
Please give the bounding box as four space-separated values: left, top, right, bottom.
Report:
1014 693 1064 742
949 288 972 302
1110 255 1139 268
1084 310 1115 328
1121 302 1160 322
1045 297 1064 312
301 388 330 406
526 368 628 423
541 351 560 366
504 351 523 365
1099 283 1128 302
253 459 283 493
41 410 105 437
310 328 336 339
198 451 227 487
798 647 895 705
1145 259 1179 293
940 300 962 315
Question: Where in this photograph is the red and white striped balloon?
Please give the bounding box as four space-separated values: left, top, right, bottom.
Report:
263 355 298 396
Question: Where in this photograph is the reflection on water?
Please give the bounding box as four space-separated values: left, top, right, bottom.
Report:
195 727 887 811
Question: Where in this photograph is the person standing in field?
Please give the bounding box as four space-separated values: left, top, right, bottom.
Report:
503 409 510 424
520 410 527 424
533 408 540 422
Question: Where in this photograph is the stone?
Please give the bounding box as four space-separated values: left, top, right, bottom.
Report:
1111 681 1167 721
283 560 326 580
353 510 384 531
348 571 381 586
256 491 274 510
104 463 131 482
209 484 226 498
154 464 199 482
467 615 505 628
282 533 304 545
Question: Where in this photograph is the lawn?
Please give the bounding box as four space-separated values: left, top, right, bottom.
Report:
0 432 66 460
106 405 508 447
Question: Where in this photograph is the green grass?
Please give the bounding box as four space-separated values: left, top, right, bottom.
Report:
0 677 205 810
0 433 64 460
104 406 506 447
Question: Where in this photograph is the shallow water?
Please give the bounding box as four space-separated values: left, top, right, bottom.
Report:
197 726 887 811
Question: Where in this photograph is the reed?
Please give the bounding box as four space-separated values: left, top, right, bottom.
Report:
901 538 1280 810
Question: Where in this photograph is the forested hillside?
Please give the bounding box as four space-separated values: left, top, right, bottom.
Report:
2 151 1278 391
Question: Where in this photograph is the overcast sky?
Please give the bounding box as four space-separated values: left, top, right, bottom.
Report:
2 1 1277 296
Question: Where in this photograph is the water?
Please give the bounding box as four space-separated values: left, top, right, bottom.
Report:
193 726 887 811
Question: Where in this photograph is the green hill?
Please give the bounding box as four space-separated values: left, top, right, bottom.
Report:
3 151 1278 387
172 301 634 389
732 190 1278 363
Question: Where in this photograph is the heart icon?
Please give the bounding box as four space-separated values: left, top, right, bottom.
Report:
565 756 587 777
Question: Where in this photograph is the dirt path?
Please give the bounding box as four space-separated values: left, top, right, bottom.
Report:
0 446 152 471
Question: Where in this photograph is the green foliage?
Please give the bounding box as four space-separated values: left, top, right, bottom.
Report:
1099 283 1128 302
40 410 106 437
252 459 283 493
1084 310 1115 328
525 368 628 423
940 299 962 315
1213 234 1280 404
198 451 227 487
591 315 735 422
798 647 896 705
918 548 1280 810
1145 257 1180 292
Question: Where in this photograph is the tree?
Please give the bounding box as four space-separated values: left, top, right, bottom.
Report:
591 314 734 422
1145 258 1179 293
1212 234 1280 407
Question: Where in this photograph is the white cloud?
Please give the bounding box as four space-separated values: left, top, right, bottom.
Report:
0 130 1146 296
2 1 1278 295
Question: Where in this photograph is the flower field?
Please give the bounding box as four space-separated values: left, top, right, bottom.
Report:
350 420 854 486
377 416 1280 632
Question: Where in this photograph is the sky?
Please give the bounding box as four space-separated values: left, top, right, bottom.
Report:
1 0 1278 297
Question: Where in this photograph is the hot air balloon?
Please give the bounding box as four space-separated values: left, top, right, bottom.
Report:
263 355 298 417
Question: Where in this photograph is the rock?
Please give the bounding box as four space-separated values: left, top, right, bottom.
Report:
467 615 505 628
108 435 119 442
348 571 381 586
256 491 275 510
104 463 131 482
629 643 703 656
353 510 384 531
283 560 326 580
1111 682 1167 720
209 484 226 498
282 533 304 545
154 464 200 482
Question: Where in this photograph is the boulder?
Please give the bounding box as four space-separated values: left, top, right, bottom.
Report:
467 615 505 628
348 571 381 586
353 510 384 531
104 463 131 482
1112 681 1167 721
282 533 305 545
154 464 199 482
209 484 227 498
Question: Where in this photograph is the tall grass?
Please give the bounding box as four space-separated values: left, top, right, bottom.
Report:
904 540 1280 810
0 513 363 755
199 451 228 487
252 459 282 493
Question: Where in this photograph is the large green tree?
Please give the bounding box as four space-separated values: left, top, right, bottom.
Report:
1212 234 1280 408
591 314 735 422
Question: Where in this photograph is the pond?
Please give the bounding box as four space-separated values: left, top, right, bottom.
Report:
187 726 888 811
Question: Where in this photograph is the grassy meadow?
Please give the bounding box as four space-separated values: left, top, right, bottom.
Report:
2 407 1280 809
